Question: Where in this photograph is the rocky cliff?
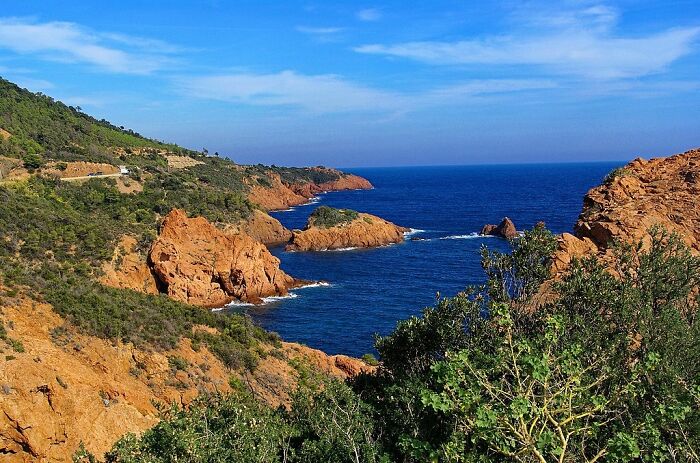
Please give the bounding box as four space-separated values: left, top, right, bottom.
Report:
552 148 700 274
150 209 299 306
287 211 409 252
248 169 372 211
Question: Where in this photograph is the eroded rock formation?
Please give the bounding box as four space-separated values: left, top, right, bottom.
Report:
287 212 409 252
149 209 298 306
553 148 700 275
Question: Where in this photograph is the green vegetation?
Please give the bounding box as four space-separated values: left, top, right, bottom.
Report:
0 176 268 370
309 206 359 228
88 225 700 462
0 77 188 161
603 166 629 184
0 319 24 353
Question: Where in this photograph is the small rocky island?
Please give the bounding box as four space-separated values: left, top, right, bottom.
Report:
480 217 518 239
286 206 409 252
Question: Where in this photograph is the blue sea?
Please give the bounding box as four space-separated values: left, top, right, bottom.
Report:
235 163 621 357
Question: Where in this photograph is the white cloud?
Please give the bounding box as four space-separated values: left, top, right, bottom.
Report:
357 8 382 22
0 18 179 74
180 71 404 113
355 4 700 79
296 26 345 35
179 71 554 114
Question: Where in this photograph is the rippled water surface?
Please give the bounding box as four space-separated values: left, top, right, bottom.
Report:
230 163 621 357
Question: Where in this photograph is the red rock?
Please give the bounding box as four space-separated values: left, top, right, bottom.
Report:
481 217 518 239
286 212 409 252
150 209 298 306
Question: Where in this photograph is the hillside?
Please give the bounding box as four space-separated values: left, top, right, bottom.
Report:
0 78 374 461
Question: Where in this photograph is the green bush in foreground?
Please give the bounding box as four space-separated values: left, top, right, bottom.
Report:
309 206 359 228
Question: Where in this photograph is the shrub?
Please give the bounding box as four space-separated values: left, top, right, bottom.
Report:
308 206 359 228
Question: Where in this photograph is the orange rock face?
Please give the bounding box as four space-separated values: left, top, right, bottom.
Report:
150 209 297 306
480 217 518 239
225 209 293 247
551 148 700 275
287 212 409 252
101 236 159 294
575 149 700 253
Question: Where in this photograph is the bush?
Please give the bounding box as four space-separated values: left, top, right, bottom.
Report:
22 153 43 169
308 206 359 228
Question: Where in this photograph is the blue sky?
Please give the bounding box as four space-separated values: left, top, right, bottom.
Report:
0 1 699 167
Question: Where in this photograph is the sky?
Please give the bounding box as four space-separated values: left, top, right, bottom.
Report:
0 1 699 167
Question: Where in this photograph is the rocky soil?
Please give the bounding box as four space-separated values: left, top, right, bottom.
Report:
0 293 373 462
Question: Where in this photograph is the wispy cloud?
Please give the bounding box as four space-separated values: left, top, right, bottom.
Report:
296 26 345 35
0 17 180 74
178 71 554 114
357 8 382 22
355 4 700 79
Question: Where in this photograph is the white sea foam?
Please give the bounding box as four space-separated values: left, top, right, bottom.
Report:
403 228 426 237
440 233 494 240
261 293 299 303
300 196 321 206
296 281 332 289
327 246 360 252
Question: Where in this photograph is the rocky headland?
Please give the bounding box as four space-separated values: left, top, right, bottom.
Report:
247 167 372 211
287 206 409 252
224 209 293 247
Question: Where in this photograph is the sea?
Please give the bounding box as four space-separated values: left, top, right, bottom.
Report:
227 162 622 357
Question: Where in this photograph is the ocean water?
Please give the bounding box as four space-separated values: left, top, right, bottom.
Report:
232 163 621 357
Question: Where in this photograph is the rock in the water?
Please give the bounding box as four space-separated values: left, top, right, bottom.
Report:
286 208 409 252
480 217 518 239
150 209 298 306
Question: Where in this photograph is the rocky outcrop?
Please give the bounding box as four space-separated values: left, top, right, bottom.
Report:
575 149 700 253
287 212 409 252
149 209 298 306
481 217 518 239
248 169 372 211
0 294 374 462
552 148 700 275
224 210 293 247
